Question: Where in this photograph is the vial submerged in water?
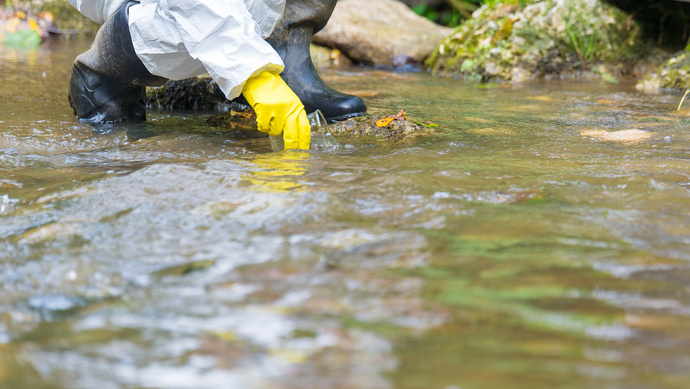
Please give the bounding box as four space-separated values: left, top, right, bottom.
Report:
270 110 340 152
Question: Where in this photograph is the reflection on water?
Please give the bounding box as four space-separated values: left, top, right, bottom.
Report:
243 151 310 192
2 39 690 388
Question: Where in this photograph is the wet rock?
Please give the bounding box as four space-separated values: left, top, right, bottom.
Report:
16 222 82 244
637 51 690 92
206 108 260 135
581 129 654 144
147 75 227 111
313 0 453 67
309 44 353 68
329 114 429 141
427 0 649 82
205 110 430 142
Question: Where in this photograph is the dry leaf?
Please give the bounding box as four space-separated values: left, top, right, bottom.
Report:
376 117 395 127
375 109 407 128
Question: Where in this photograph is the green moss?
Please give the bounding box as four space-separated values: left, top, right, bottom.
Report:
426 0 648 81
637 51 690 91
147 76 228 110
329 114 430 141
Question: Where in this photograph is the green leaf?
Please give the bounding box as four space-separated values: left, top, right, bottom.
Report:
414 121 439 128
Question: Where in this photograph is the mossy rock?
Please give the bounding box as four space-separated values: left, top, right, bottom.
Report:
206 108 259 134
147 76 229 111
636 51 690 92
205 110 430 142
329 114 429 141
426 0 649 82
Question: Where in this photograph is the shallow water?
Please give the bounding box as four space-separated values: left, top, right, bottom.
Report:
2 39 690 389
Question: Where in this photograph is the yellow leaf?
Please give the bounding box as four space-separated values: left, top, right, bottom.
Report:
29 19 40 32
376 117 395 127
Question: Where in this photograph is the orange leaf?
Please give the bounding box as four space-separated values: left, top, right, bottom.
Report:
376 117 395 127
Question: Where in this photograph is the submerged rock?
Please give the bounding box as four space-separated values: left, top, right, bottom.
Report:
206 108 258 134
581 129 654 144
427 0 648 82
313 0 452 67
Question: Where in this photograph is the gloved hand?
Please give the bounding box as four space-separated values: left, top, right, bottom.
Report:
242 71 311 150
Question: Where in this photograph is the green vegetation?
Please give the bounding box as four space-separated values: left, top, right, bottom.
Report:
638 51 690 92
426 0 647 82
411 0 528 26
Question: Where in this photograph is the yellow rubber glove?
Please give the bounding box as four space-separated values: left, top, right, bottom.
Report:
242 71 311 150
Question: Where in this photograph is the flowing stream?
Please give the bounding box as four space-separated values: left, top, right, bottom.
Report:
2 39 690 389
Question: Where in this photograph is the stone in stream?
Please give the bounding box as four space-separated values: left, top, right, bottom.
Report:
328 113 429 141
637 51 690 92
313 0 453 67
205 109 430 143
147 75 226 111
581 129 654 144
426 0 651 82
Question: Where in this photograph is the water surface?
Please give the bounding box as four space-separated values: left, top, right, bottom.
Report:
2 39 690 389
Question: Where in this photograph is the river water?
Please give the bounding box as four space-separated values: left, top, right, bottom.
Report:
1 39 690 389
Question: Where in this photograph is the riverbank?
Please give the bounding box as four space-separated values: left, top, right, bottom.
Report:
3 0 690 92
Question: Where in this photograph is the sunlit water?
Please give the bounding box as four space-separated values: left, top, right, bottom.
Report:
2 39 690 389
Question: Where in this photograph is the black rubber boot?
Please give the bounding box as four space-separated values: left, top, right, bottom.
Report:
266 0 367 122
68 1 167 124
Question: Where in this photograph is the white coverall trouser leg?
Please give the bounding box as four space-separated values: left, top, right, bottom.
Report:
66 0 286 100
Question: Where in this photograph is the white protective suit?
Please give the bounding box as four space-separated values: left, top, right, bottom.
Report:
67 0 286 99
